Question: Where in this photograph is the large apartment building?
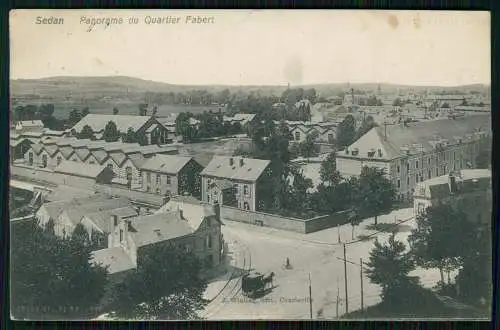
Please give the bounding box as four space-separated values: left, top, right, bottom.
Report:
200 156 271 211
336 114 491 201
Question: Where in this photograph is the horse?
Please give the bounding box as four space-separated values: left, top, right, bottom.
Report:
262 271 275 288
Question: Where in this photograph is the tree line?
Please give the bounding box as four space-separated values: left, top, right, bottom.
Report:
11 219 210 320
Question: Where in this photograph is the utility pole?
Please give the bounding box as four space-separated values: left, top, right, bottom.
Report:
308 273 313 320
337 224 341 244
360 258 364 312
343 243 349 313
336 277 340 319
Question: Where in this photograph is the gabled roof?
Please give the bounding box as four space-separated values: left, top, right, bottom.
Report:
71 114 152 133
127 152 147 168
201 156 270 182
91 149 108 164
17 120 44 127
84 206 138 234
129 212 194 247
59 146 74 159
60 197 131 225
54 161 107 179
30 143 44 155
343 114 491 160
109 151 127 167
74 148 91 161
91 247 136 274
44 144 59 156
45 185 96 202
140 155 194 174
38 194 105 220
157 195 218 230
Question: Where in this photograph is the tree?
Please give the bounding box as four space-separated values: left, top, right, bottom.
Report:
11 220 108 319
336 115 357 148
123 127 138 143
288 166 313 214
138 103 148 116
357 166 395 225
110 244 208 320
80 107 89 117
102 121 121 142
319 151 341 186
355 115 377 140
475 147 491 169
408 203 476 284
348 208 362 240
365 234 417 305
113 107 119 115
392 98 404 107
298 131 319 160
68 109 82 126
77 125 95 140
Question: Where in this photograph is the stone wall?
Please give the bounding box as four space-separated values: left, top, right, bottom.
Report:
220 206 350 234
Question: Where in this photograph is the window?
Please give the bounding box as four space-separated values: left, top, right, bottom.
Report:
428 170 431 179
107 163 113 170
397 180 401 188
42 154 48 168
295 131 300 141
407 177 410 185
89 160 95 164
406 163 410 172
147 172 151 183
244 202 250 210
436 168 439 176
453 151 456 160
156 188 160 194
28 152 33 166
416 161 419 169
206 234 212 249
243 185 249 195
57 156 62 165
166 176 171 184
126 167 133 181
328 134 334 143
119 229 123 242
156 174 160 184
397 165 400 173
428 158 431 165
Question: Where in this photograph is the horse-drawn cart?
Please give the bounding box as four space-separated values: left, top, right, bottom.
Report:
241 271 274 298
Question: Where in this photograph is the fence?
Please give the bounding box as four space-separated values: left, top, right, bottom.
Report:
220 206 350 234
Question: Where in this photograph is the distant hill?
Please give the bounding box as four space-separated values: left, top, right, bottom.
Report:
9 76 490 119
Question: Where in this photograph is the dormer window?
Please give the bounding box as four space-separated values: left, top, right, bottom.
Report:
351 148 359 156
367 150 375 157
377 149 382 157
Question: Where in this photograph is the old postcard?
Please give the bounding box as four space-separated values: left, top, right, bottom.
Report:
9 9 492 321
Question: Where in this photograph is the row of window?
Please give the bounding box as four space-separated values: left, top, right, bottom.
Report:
396 163 465 188
144 172 172 185
396 151 468 173
206 179 250 195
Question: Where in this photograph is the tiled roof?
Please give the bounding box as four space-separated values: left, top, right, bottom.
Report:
59 146 74 159
18 120 44 127
62 198 131 225
201 156 270 182
127 152 147 168
71 114 152 133
84 206 138 234
129 212 194 247
38 194 105 220
45 185 96 202
91 247 136 274
373 115 490 159
140 155 193 174
54 161 107 179
91 149 108 163
109 152 127 166
74 148 91 161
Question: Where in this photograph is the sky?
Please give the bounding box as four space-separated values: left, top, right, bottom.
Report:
10 10 490 86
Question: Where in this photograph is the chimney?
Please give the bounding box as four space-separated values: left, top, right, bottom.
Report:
384 122 387 141
112 214 119 227
448 172 458 194
229 157 234 166
213 201 221 222
179 208 184 220
239 158 244 167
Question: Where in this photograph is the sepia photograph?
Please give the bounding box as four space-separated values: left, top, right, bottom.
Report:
9 9 492 321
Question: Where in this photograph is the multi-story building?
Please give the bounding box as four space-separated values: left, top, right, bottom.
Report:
413 169 492 224
336 114 491 201
91 196 223 279
139 154 203 198
70 114 171 145
22 138 178 187
200 156 271 211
